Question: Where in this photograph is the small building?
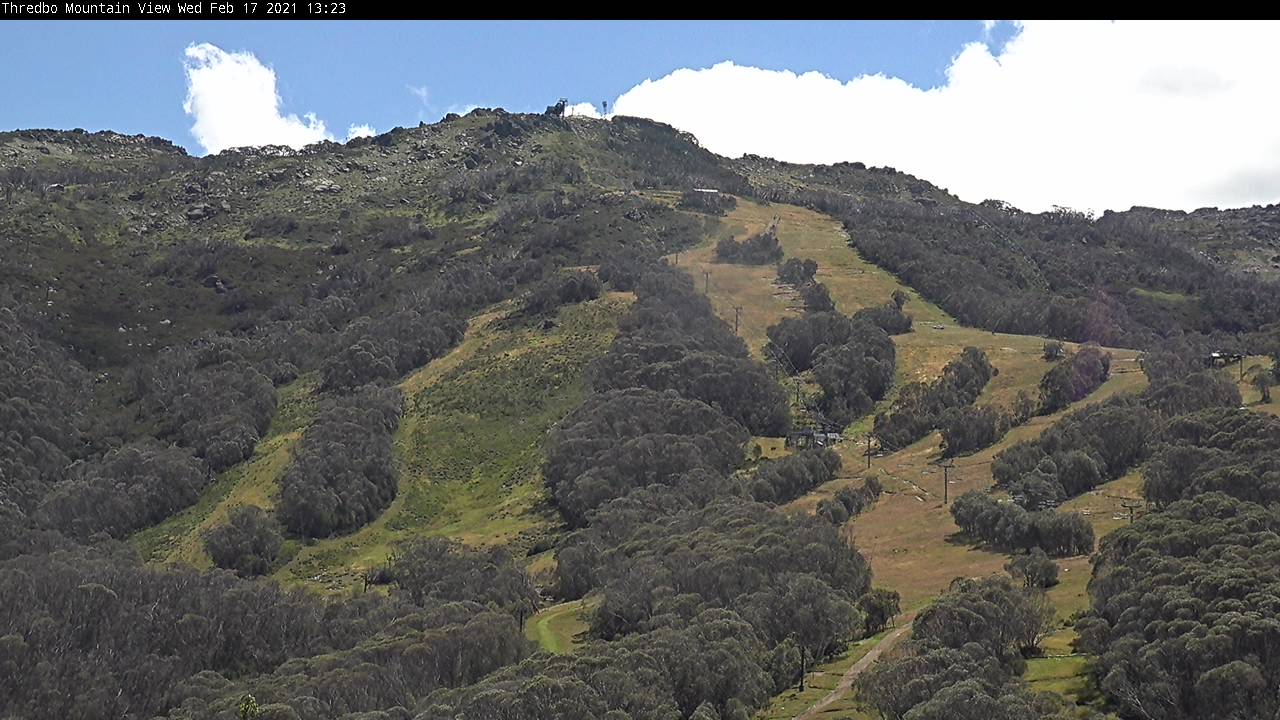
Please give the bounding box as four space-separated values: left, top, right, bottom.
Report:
1204 351 1244 368
785 429 844 449
786 429 819 449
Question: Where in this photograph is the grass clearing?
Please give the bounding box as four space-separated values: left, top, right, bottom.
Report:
131 373 319 566
671 202 799 359
526 597 598 655
274 294 631 592
1025 655 1093 702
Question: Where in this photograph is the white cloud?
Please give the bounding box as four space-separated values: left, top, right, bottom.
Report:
565 102 602 118
184 43 347 154
408 84 430 105
609 21 1280 212
346 123 376 141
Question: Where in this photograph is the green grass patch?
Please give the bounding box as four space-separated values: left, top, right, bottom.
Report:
1025 655 1093 704
526 597 598 655
131 373 319 565
274 296 631 592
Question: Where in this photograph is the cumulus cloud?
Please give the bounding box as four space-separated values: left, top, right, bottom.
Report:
346 124 376 140
565 102 603 118
610 21 1280 212
184 43 350 154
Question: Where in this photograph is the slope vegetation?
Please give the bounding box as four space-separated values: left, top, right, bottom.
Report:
684 196 1148 719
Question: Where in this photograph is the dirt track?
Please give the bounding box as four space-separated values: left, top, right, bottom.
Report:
795 622 913 720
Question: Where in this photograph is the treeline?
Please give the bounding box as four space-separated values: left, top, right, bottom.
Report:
38 442 209 541
950 491 1095 557
775 256 833 317
1143 408 1280 506
775 256 912 338
852 301 913 335
776 257 818 286
0 303 90 512
435 490 878 718
769 255 906 431
277 385 403 538
811 321 898 426
857 576 1079 720
385 537 539 619
836 193 1280 350
938 401 1034 458
140 347 277 473
1078 408 1280 720
559 498 871 649
939 345 1111 458
873 347 996 451
544 386 748 527
320 308 468 391
521 270 602 317
0 533 537 720
994 397 1154 509
203 505 283 577
679 188 737 215
1038 345 1111 413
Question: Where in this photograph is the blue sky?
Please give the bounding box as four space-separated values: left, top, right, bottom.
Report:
0 20 1004 152
3 21 1280 213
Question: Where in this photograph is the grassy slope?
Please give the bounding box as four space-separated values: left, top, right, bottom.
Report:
682 199 1150 719
275 294 631 592
671 199 801 360
683 198 1145 610
131 374 319 565
136 294 630 593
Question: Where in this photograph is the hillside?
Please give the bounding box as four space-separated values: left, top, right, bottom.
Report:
2 111 1279 720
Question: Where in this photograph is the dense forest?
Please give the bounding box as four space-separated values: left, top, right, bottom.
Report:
763 298 898 429
1078 408 1280 720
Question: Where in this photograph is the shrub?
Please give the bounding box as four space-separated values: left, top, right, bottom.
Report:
204 506 284 577
714 225 783 265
